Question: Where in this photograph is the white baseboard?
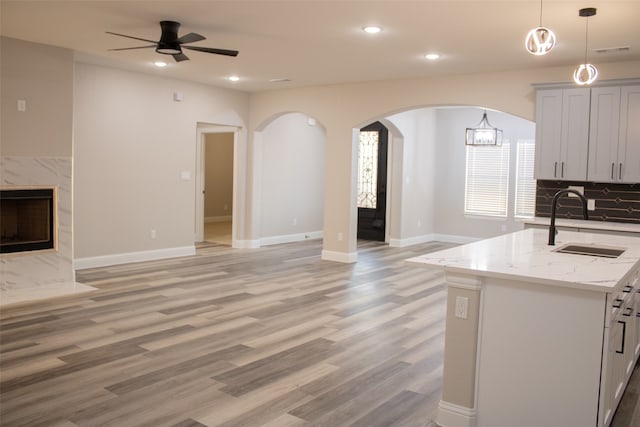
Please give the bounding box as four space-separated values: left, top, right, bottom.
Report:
389 234 434 247
389 233 478 247
232 239 260 249
205 216 232 223
430 233 480 245
436 400 476 427
260 231 323 247
74 246 196 270
321 249 357 263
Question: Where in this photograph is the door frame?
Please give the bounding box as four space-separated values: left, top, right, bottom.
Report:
195 124 240 243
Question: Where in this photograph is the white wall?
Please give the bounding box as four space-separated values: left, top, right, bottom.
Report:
73 63 249 263
433 107 536 240
386 108 437 245
258 113 325 244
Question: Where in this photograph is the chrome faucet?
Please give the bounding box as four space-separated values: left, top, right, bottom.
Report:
548 189 589 245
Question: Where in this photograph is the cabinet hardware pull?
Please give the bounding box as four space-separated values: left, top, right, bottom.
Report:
623 285 633 293
616 320 626 354
619 163 623 180
613 298 624 308
554 162 558 177
561 162 564 178
623 307 633 316
611 163 615 180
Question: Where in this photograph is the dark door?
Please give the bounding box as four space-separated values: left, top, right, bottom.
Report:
357 121 388 241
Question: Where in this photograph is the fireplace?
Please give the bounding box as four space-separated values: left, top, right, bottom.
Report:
0 188 56 254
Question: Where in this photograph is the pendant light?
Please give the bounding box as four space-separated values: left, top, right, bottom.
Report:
465 110 503 146
573 8 598 85
525 0 556 55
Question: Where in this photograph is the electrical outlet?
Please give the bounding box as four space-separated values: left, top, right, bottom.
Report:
150 229 157 240
568 186 584 197
455 296 469 319
588 199 596 211
338 232 343 241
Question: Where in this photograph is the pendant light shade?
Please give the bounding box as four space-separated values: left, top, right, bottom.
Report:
573 8 598 85
525 0 556 55
465 111 503 146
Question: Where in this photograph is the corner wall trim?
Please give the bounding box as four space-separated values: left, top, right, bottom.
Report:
436 400 477 427
321 250 357 263
74 246 196 270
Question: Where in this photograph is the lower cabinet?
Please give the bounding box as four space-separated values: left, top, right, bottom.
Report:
473 270 640 427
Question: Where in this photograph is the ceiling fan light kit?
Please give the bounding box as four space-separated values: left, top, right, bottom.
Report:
107 20 239 63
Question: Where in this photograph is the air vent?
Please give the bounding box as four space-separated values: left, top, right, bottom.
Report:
593 46 631 54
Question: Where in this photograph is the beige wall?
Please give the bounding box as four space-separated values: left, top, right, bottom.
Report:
0 37 75 290
249 61 640 259
1 37 73 156
204 133 234 219
73 63 250 259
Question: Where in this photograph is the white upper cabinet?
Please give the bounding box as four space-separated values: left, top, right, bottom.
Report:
588 85 640 183
535 80 640 183
535 87 590 180
618 85 640 183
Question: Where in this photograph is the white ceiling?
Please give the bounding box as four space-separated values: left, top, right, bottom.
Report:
1 1 639 92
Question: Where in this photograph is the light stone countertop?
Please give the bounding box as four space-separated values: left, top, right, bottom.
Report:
407 228 640 293
523 217 640 234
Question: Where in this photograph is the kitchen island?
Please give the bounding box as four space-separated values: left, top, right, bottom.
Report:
408 228 640 427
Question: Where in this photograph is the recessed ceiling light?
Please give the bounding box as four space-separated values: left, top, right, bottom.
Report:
154 61 167 67
424 53 440 60
228 75 240 82
363 26 382 34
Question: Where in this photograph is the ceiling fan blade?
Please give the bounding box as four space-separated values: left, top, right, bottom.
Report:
109 45 157 51
106 31 157 44
183 45 239 57
178 32 205 44
173 52 190 62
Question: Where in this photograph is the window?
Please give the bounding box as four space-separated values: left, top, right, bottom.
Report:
465 143 510 217
464 139 537 218
514 140 536 218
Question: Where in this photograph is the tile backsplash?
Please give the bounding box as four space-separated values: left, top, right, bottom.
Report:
536 180 640 224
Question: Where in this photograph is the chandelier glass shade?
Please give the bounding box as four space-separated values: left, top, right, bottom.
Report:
465 111 503 146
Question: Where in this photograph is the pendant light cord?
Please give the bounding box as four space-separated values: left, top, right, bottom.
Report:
584 16 589 64
539 0 543 26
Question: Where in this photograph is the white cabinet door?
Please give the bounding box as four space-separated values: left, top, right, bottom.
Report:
588 87 621 182
618 85 640 183
534 88 590 180
535 89 563 179
560 88 590 180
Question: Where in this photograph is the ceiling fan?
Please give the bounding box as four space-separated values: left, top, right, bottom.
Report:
107 20 239 62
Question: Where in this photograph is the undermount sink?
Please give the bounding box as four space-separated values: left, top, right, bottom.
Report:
554 243 626 258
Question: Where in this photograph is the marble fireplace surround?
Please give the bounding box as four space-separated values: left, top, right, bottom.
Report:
0 156 95 305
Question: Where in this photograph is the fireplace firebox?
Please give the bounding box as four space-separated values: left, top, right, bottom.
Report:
0 188 56 254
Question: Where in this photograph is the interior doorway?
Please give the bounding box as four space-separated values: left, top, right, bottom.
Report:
357 121 389 242
195 125 238 245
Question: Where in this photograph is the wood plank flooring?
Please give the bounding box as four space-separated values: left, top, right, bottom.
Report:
1 239 639 426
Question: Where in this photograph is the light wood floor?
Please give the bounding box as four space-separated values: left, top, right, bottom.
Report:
1 239 638 426
204 221 232 246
